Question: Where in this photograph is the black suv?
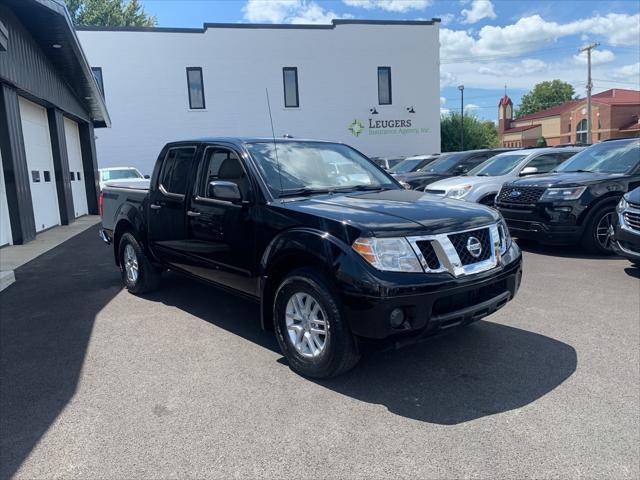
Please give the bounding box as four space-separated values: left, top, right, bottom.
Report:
395 149 515 190
497 138 640 254
612 186 640 265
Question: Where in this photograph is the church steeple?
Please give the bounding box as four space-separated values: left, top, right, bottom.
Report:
498 93 513 133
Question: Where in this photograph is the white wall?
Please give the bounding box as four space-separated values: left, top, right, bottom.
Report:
64 117 89 217
78 22 440 174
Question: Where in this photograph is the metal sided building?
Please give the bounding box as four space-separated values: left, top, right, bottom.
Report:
0 0 110 246
76 19 441 174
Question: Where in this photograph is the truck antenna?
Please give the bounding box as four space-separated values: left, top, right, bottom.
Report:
265 88 284 195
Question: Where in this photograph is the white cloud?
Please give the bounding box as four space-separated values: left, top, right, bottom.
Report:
441 13 640 61
611 62 640 79
440 96 446 106
440 70 458 87
573 49 615 65
436 13 454 25
440 108 450 115
342 0 430 13
461 0 496 25
242 0 347 24
465 103 480 110
476 58 546 77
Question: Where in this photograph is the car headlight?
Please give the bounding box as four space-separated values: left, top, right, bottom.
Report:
352 237 422 272
617 196 628 213
445 184 473 199
498 219 512 255
540 186 586 201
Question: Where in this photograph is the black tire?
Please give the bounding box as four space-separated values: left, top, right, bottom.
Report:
581 204 616 255
118 232 161 294
273 268 360 378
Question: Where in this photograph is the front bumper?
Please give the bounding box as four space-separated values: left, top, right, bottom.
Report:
497 202 583 245
342 244 522 339
612 221 640 263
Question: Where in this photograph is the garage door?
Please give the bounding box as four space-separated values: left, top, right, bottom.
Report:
0 148 12 246
64 117 88 217
19 97 60 232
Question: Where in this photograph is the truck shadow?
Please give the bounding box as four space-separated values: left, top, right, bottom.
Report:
516 238 625 260
152 273 578 426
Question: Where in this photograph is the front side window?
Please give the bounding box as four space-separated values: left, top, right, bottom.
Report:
526 153 566 174
246 141 398 196
186 67 205 109
159 147 196 195
283 67 299 108
200 148 250 199
378 67 392 105
390 158 425 174
91 67 104 97
468 154 528 176
557 140 640 174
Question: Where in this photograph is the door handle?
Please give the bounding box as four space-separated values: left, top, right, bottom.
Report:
150 204 162 210
187 210 201 217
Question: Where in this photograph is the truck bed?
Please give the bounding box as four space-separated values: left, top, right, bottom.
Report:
101 180 149 231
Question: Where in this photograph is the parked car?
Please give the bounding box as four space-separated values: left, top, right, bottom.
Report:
388 154 440 175
425 147 583 205
370 156 404 171
395 149 515 190
612 186 640 265
100 138 522 378
99 167 148 190
496 138 640 254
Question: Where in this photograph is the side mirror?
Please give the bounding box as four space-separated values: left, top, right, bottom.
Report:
520 166 539 176
453 165 468 175
144 175 150 179
208 181 242 202
399 180 412 190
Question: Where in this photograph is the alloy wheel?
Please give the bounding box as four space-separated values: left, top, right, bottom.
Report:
285 292 328 358
595 211 614 251
124 244 139 283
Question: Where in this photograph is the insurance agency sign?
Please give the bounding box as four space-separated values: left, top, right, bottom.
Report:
348 118 431 137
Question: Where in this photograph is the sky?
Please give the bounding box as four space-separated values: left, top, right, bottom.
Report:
138 0 640 121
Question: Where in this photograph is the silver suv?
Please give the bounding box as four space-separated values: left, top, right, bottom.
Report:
424 147 584 205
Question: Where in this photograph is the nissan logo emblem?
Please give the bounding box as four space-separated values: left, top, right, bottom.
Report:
466 236 483 258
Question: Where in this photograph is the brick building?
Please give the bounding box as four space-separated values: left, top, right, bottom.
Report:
498 89 640 148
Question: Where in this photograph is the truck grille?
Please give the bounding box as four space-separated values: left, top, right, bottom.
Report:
448 228 492 265
497 186 546 204
415 240 440 269
624 211 640 231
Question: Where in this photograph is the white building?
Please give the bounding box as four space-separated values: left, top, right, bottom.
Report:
77 19 441 174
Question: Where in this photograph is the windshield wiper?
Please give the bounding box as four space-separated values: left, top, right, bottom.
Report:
561 169 593 173
278 187 333 198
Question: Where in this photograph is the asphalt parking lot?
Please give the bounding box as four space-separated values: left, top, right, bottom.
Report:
1 225 638 479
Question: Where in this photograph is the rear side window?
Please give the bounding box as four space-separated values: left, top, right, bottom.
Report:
159 147 196 195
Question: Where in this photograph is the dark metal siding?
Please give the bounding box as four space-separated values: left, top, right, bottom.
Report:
0 4 89 122
79 122 99 215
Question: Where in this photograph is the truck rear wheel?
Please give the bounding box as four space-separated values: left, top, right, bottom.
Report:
273 268 360 378
118 232 161 294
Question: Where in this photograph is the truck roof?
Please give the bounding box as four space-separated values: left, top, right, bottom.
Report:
170 137 338 146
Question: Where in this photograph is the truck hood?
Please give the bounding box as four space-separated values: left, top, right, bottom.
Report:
427 175 505 191
279 189 499 236
509 172 625 188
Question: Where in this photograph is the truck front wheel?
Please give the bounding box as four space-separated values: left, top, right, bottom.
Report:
273 268 360 378
118 232 161 294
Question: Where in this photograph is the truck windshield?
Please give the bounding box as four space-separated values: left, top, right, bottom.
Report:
100 168 143 181
246 142 399 197
556 140 640 174
468 154 527 177
421 152 467 173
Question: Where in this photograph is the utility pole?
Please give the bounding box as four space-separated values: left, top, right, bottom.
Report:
458 84 464 151
579 42 599 144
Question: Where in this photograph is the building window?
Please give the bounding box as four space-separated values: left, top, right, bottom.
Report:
77 171 81 181
70 171 75 181
282 67 299 108
378 67 392 105
91 67 104 98
44 171 51 182
32 171 40 183
186 67 205 109
576 119 588 144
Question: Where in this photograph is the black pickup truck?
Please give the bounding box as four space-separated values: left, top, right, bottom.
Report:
496 138 640 254
100 138 522 378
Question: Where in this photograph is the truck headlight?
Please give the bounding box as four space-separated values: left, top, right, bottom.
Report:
498 219 512 254
445 184 473 199
617 196 628 213
352 237 422 272
540 186 586 201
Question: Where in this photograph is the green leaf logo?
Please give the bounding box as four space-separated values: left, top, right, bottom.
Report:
348 119 365 137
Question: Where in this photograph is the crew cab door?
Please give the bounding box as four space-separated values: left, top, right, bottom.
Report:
148 145 198 263
183 145 257 296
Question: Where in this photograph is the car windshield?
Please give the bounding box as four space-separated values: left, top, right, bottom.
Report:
100 168 143 181
390 158 427 173
422 152 469 173
246 141 399 196
556 140 640 174
468 154 528 176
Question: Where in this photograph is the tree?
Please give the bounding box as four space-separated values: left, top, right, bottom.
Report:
440 112 499 152
65 0 156 27
536 136 547 147
515 80 576 118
